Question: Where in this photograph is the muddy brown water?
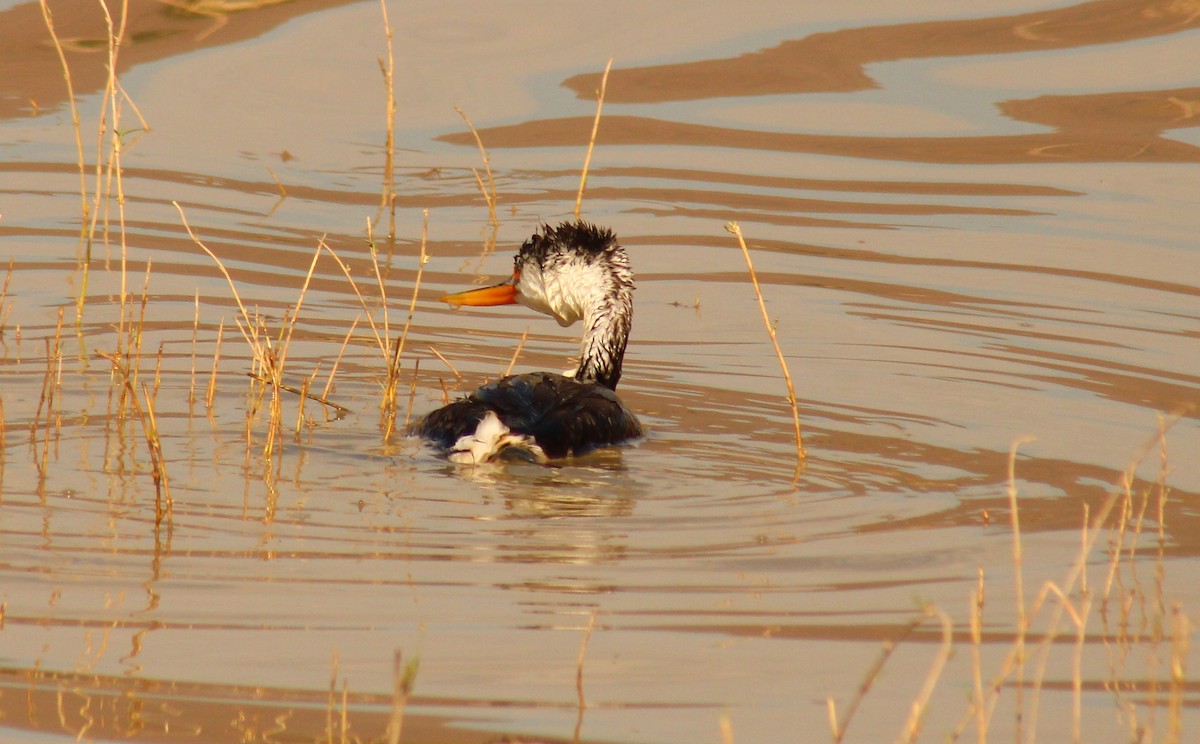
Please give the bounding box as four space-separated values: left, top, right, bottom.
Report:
1 1 1199 742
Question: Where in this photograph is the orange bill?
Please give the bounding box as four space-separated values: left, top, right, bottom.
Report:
440 276 518 307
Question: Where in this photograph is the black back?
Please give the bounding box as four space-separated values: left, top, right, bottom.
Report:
409 372 642 460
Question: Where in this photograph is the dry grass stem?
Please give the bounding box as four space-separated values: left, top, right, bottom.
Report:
897 603 954 744
0 259 14 335
367 220 391 344
970 568 986 744
130 259 153 382
469 168 493 220
383 211 429 437
719 714 735 744
256 244 322 457
950 416 1189 742
385 650 418 744
98 351 172 525
31 310 66 478
1006 436 1035 740
723 222 804 471
175 203 261 357
322 240 388 358
247 372 350 415
295 370 317 440
97 0 133 338
404 357 420 428
1168 604 1189 744
267 167 288 198
378 0 397 238
828 616 922 743
455 106 498 226
189 290 199 407
207 317 224 410
426 345 461 380
0 397 6 489
152 341 164 403
504 327 529 377
574 611 598 744
32 339 53 477
574 57 612 220
274 242 323 377
326 650 339 744
322 314 361 403
38 0 90 321
115 78 150 134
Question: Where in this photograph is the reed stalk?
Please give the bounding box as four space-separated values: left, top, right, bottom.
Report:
152 341 164 404
969 568 986 744
326 650 339 744
504 327 529 377
455 107 498 226
573 611 597 744
367 220 391 347
247 372 350 415
0 397 5 491
127 258 153 392
175 203 263 359
723 222 804 471
0 258 14 336
897 603 954 744
321 315 360 405
403 357 420 428
827 616 922 743
37 0 90 322
575 58 612 220
188 290 199 409
30 310 66 479
426 345 461 380
1006 437 1034 741
385 650 418 744
207 317 224 411
322 241 388 358
295 370 314 441
378 0 397 238
382 210 428 438
95 0 137 352
98 351 172 525
719 715 735 744
31 339 53 478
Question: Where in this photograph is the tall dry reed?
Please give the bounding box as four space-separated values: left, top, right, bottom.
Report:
724 222 805 472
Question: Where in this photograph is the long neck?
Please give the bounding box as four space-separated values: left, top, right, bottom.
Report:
575 290 632 390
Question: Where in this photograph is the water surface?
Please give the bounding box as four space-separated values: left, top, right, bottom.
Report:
1 1 1198 742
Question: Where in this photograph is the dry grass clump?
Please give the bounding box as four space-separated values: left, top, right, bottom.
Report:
40 0 150 326
175 198 433 461
825 416 1192 744
175 202 347 468
33 0 174 525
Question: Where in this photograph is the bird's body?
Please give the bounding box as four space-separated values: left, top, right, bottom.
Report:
409 221 642 464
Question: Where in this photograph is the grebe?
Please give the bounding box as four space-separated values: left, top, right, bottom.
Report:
410 221 642 464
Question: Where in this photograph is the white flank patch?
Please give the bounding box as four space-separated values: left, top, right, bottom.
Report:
449 411 547 464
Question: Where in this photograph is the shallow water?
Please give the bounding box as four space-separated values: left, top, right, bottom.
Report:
1 1 1199 742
